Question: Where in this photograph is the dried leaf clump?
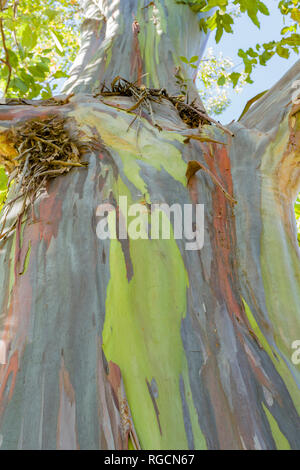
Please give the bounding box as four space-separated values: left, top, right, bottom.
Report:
96 76 211 129
96 77 233 136
0 115 88 240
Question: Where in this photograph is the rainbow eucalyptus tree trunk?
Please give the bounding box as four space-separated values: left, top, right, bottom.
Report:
0 0 299 450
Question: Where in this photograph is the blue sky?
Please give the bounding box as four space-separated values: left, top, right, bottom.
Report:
205 0 299 124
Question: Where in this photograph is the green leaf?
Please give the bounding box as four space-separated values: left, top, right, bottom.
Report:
29 83 43 99
28 64 48 80
21 25 37 51
230 72 241 88
44 9 60 21
276 44 290 58
11 77 29 93
53 70 68 79
215 26 223 43
7 49 19 68
291 8 300 24
19 69 35 85
180 56 189 64
257 1 270 16
217 75 226 86
50 30 64 53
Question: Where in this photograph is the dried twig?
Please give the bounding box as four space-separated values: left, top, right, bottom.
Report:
96 76 233 136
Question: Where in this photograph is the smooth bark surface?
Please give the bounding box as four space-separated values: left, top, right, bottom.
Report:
63 0 208 103
0 0 299 450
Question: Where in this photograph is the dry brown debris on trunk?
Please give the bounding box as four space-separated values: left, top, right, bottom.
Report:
95 76 210 129
95 76 233 136
0 115 88 240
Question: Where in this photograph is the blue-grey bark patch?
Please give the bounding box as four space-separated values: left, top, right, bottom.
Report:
179 375 195 450
150 378 159 399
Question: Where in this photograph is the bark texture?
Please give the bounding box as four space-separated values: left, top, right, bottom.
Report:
0 0 299 450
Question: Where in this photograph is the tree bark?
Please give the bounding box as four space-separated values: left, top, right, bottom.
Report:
0 0 299 450
63 0 208 104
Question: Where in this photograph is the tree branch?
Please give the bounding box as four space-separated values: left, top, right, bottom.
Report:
0 1 12 96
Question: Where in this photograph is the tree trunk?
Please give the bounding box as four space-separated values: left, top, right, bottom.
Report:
0 0 299 450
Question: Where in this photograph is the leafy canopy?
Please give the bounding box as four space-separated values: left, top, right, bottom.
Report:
197 47 247 115
178 0 300 86
0 0 80 99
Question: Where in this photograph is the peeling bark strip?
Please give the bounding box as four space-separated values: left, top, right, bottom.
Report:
57 357 78 450
107 362 141 450
131 20 143 86
186 160 237 205
0 0 299 450
146 378 162 436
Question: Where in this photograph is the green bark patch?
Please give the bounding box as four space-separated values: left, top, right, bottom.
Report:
259 118 300 400
102 183 206 450
262 404 291 450
243 299 300 416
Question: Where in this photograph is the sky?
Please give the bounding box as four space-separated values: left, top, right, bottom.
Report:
205 0 299 124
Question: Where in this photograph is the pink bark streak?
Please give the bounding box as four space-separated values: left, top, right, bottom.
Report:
131 20 143 86
0 224 33 423
107 361 140 450
0 224 34 412
187 141 276 448
205 145 245 320
0 107 64 429
57 357 79 450
0 351 18 407
34 183 63 248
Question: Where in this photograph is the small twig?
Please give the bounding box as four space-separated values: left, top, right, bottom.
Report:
36 168 67 178
15 153 30 193
127 113 139 132
49 160 88 167
13 147 34 161
12 0 21 55
32 136 62 152
145 98 156 127
126 94 146 112
0 17 12 95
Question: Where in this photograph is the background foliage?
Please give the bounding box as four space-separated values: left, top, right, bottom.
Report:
197 47 247 115
178 0 300 87
0 0 80 99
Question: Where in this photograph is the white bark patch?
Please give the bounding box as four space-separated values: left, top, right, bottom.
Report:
263 386 274 407
0 340 6 364
253 434 263 450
